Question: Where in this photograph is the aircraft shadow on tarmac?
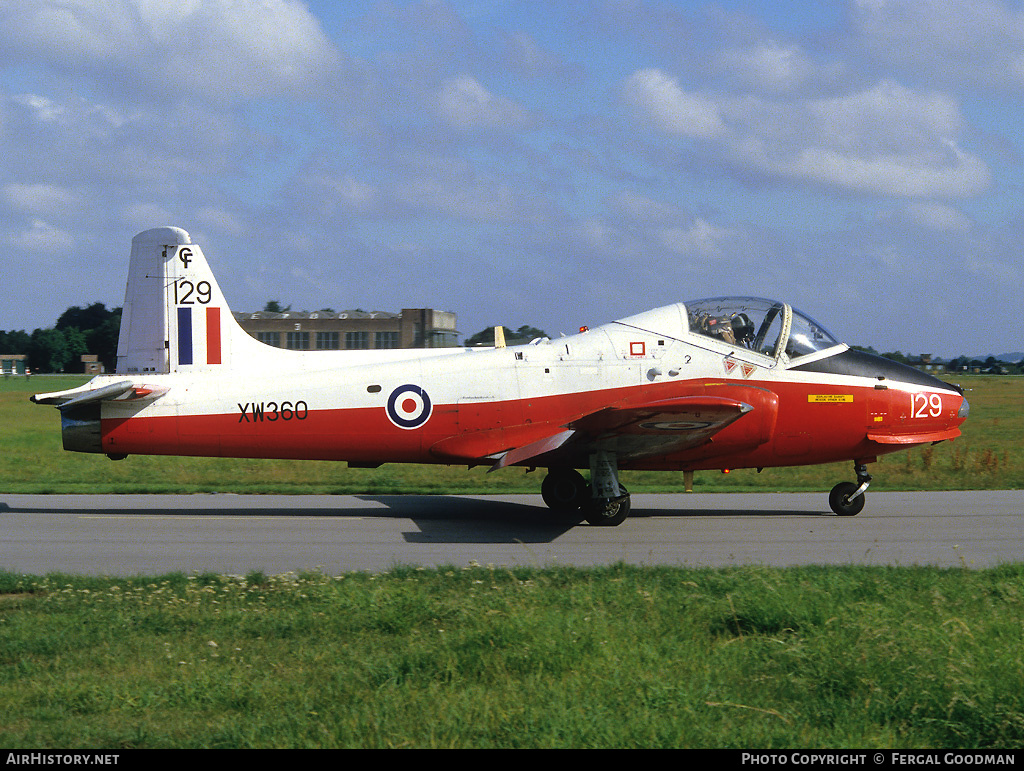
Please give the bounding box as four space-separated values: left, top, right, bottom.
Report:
0 497 824 521
367 497 826 544
1 496 827 548
357 496 822 520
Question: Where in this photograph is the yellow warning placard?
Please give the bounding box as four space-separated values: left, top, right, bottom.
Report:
808 394 854 403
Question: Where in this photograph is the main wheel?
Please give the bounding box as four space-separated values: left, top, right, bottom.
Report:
829 481 865 516
541 468 590 512
585 495 631 526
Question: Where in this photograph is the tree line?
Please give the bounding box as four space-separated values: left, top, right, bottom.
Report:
851 345 1023 375
4 305 1017 376
1 303 121 374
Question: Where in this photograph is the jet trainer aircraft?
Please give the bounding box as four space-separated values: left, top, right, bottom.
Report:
34 227 969 525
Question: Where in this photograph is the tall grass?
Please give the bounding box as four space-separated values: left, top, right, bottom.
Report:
3 375 1020 494
1 564 1021 748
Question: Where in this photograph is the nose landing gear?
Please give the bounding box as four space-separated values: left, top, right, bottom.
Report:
829 463 872 516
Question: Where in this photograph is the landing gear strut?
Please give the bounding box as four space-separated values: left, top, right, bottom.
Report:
829 463 872 516
540 452 632 526
584 451 631 526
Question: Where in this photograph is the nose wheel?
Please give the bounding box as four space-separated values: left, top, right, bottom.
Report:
829 464 872 516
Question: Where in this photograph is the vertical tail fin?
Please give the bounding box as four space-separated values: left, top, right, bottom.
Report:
116 227 256 374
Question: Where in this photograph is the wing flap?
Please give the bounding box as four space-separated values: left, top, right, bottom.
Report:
489 429 575 471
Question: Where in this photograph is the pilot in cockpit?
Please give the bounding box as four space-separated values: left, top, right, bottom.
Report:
730 313 755 346
697 312 755 347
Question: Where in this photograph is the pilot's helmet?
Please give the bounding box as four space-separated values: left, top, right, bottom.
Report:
731 313 755 343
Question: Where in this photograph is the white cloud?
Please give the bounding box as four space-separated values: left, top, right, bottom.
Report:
625 70 991 198
622 69 726 139
904 202 973 232
394 175 521 221
326 176 378 214
3 183 81 214
0 0 340 102
502 31 565 78
853 0 1024 90
802 81 961 154
195 206 244 235
10 93 64 122
606 191 686 224
752 142 990 198
964 254 1022 287
435 75 531 129
11 89 134 128
718 41 814 92
299 172 379 217
575 218 620 250
10 218 74 254
658 219 733 258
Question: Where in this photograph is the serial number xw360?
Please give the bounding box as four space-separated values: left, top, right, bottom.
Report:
237 401 309 423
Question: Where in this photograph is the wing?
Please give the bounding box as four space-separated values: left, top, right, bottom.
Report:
490 395 754 471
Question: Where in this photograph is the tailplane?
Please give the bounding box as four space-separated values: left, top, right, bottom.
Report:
117 227 260 374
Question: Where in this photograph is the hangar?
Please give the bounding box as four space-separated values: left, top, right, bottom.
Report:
234 308 459 350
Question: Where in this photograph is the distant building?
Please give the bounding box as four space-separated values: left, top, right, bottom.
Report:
81 354 104 375
234 308 459 350
1 354 27 375
908 354 942 372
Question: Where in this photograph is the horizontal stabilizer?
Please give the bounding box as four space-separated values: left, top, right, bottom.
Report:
32 381 169 408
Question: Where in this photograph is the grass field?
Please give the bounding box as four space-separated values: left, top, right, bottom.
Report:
3 376 1022 749
1 564 1022 749
3 373 1021 494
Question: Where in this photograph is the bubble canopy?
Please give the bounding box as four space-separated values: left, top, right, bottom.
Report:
684 297 840 361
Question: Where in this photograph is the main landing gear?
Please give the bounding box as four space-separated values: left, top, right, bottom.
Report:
829 463 872 516
543 459 874 521
541 451 631 526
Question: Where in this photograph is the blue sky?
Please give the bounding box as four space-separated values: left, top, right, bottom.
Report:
2 0 1022 357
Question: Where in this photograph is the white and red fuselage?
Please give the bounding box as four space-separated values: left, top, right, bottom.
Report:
34 227 968 521
93 324 965 473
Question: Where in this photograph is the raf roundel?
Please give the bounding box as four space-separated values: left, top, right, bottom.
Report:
386 384 432 429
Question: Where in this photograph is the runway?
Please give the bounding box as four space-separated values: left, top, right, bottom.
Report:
1 491 1021 575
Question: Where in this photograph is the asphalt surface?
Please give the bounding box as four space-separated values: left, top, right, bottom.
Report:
1 491 1021 575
